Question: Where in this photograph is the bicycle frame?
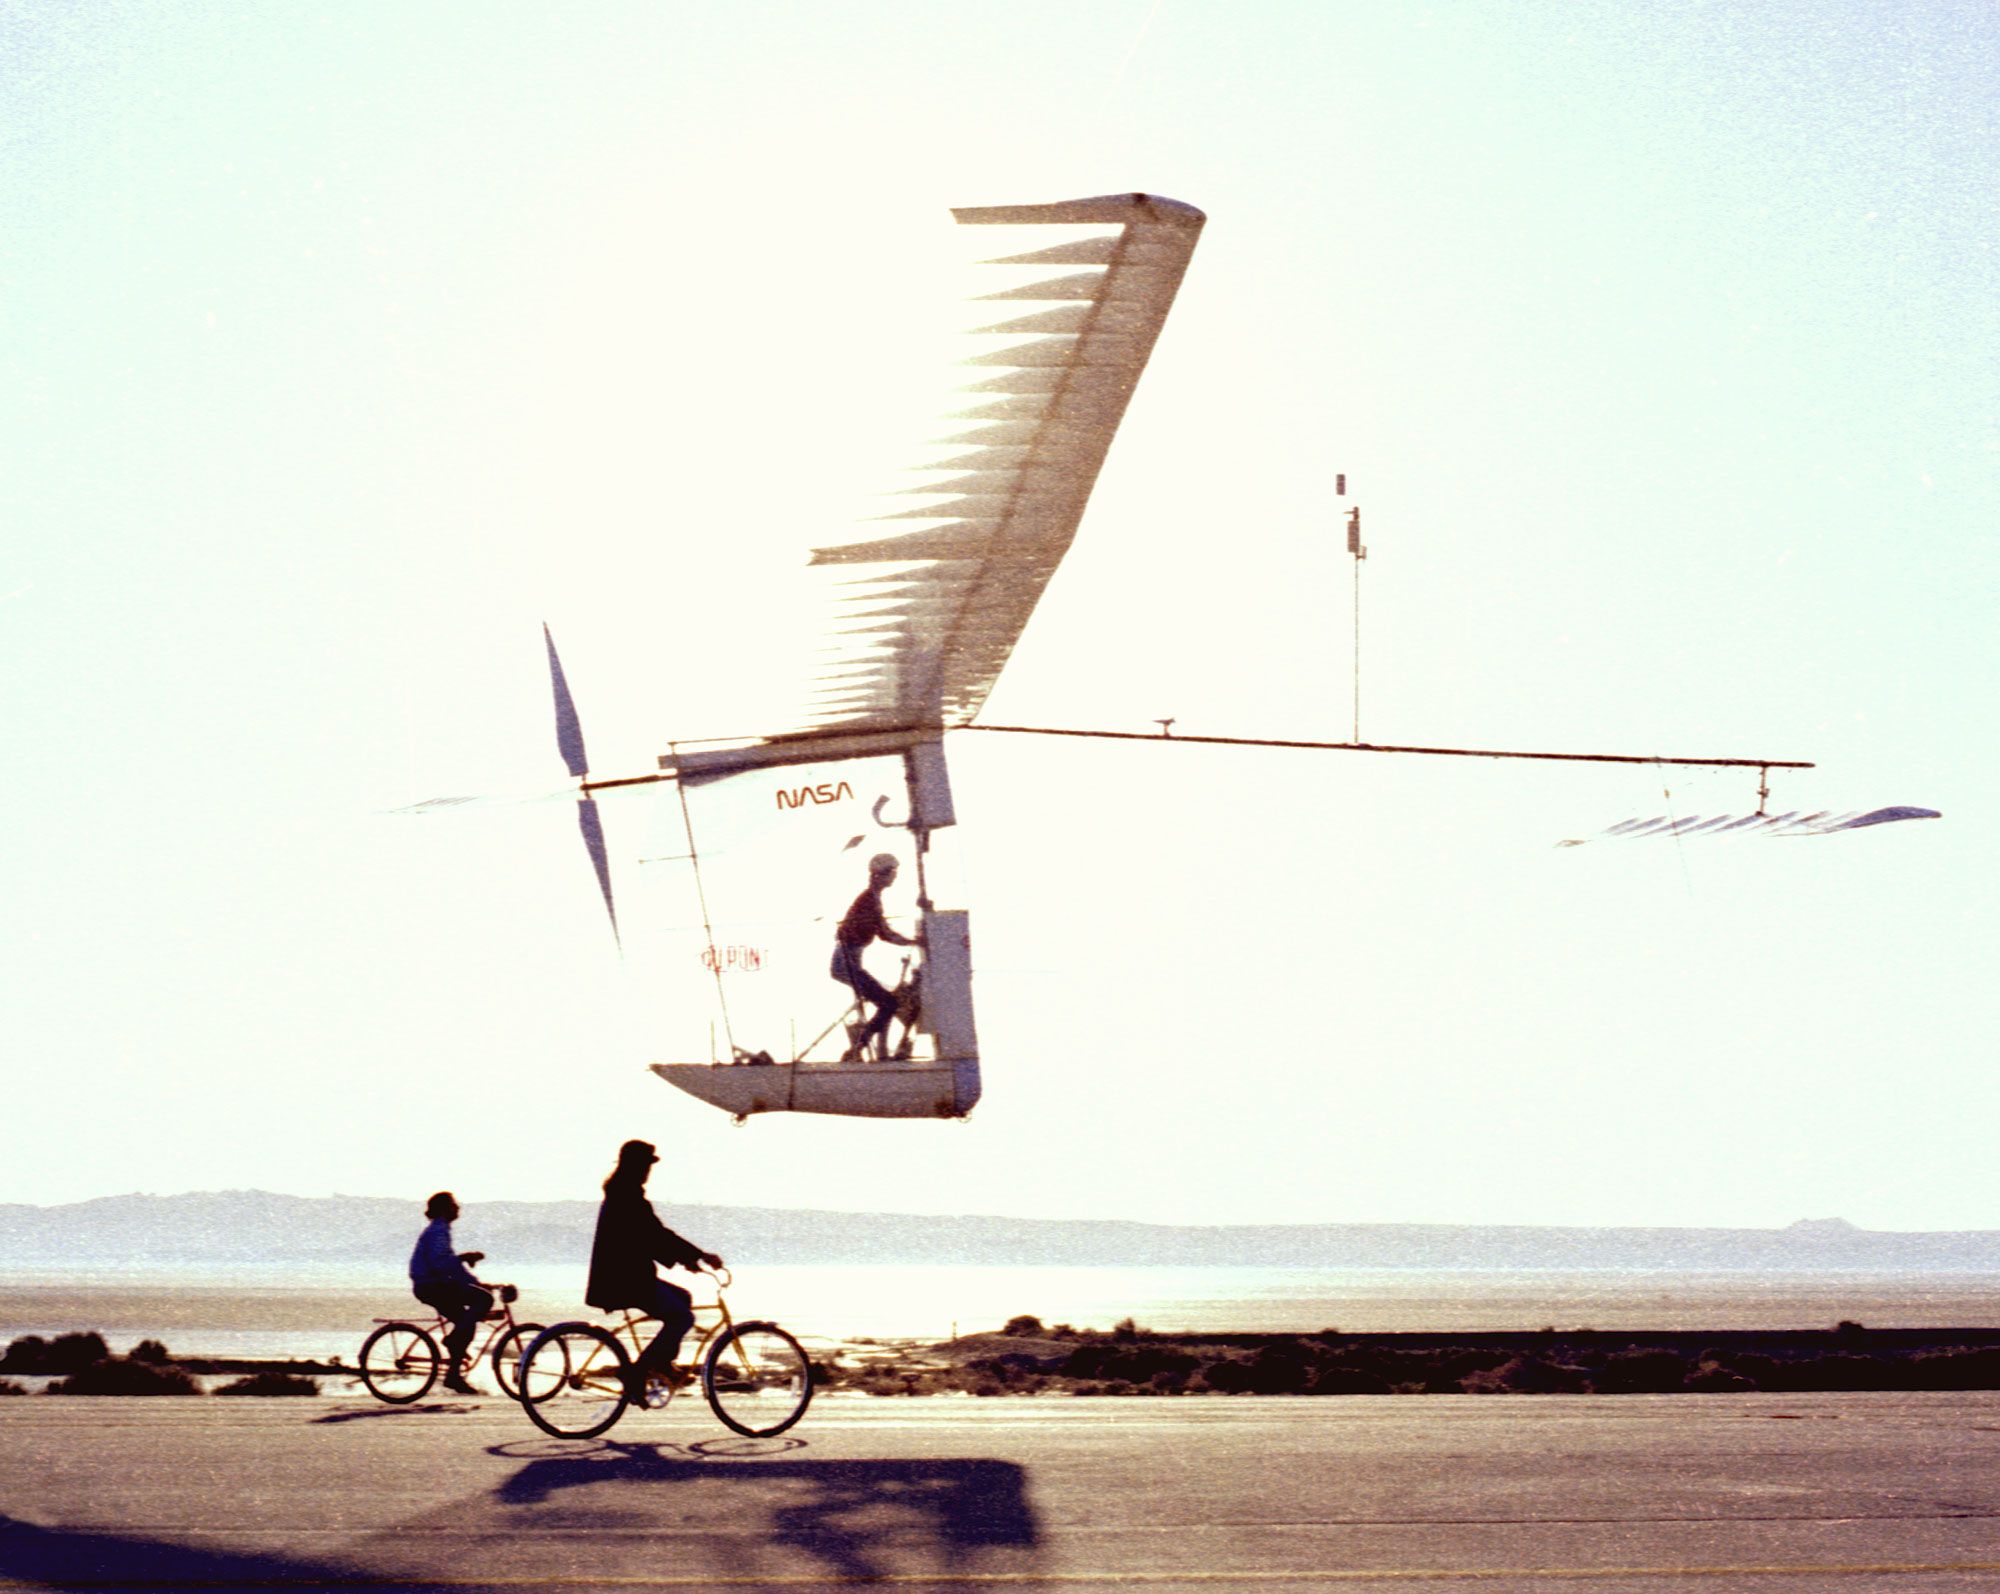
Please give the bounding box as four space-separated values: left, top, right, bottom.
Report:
515 1268 813 1438
582 1283 740 1389
368 1295 520 1365
801 954 919 1063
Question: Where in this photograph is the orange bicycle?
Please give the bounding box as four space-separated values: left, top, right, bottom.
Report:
514 1267 812 1438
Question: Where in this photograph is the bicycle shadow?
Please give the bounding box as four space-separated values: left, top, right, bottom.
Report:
311 1399 483 1424
483 1440 1041 1584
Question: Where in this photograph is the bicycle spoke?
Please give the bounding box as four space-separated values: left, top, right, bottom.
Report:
492 1323 543 1401
359 1323 441 1404
702 1322 813 1437
518 1325 631 1438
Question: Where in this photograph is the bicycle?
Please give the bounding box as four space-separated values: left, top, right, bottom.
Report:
513 1267 812 1439
357 1279 544 1404
792 954 920 1065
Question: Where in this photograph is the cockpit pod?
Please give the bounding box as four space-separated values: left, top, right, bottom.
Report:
648 730 981 1120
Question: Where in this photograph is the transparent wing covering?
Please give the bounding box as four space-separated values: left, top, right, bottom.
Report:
625 754 927 1064
546 193 1206 758
793 193 1207 740
1559 805 1941 846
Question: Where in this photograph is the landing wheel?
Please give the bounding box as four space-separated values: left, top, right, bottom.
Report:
702 1321 813 1437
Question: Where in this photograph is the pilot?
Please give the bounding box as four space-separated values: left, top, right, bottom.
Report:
831 852 920 1062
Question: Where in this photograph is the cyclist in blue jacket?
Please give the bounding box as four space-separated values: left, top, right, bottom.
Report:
408 1191 491 1395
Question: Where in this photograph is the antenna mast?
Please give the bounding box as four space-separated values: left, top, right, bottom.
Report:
1339 474 1367 743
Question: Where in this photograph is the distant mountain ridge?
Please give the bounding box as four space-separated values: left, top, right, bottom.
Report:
2 1193 1998 1271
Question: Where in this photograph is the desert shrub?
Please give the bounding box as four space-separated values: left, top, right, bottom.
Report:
215 1372 319 1397
1201 1346 1317 1395
0 1337 47 1372
1460 1356 1590 1395
46 1358 200 1396
1001 1315 1046 1338
2 1333 112 1375
1363 1346 1510 1393
1110 1318 1141 1342
48 1333 112 1372
1791 1354 1890 1392
0 1380 24 1397
130 1340 172 1365
1188 1356 1245 1393
849 1367 905 1395
965 1357 1027 1387
1596 1349 1690 1394
1060 1344 1197 1384
1305 1363 1392 1396
1684 1360 1753 1393
1908 1348 2000 1390
991 1351 1057 1374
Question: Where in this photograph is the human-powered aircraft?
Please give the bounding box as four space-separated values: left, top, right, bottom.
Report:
408 191 1935 1124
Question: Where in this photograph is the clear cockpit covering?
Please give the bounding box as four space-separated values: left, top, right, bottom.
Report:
624 752 924 1064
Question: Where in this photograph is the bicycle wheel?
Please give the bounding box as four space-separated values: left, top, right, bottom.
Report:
490 1322 545 1402
702 1320 813 1437
517 1323 631 1439
358 1323 441 1404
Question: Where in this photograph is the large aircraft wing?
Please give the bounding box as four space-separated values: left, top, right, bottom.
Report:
741 192 1206 749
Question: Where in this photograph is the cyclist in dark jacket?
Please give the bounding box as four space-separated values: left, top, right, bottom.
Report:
586 1139 722 1390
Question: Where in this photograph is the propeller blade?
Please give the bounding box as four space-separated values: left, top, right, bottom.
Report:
544 623 590 779
576 795 620 947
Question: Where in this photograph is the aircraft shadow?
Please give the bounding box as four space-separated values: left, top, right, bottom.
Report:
0 1512 391 1592
0 1448 1040 1589
489 1443 1040 1584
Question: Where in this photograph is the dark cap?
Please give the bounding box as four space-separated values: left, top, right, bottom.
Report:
616 1138 658 1167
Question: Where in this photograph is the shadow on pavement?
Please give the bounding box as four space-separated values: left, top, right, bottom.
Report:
0 1448 1041 1589
311 1400 480 1424
0 1513 401 1592
488 1442 1039 1581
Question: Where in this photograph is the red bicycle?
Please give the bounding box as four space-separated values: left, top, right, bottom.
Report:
357 1280 542 1403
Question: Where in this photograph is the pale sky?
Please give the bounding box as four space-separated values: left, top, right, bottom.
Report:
3 1 1995 1230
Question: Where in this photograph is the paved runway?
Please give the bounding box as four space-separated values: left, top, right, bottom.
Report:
4 1390 2000 1590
